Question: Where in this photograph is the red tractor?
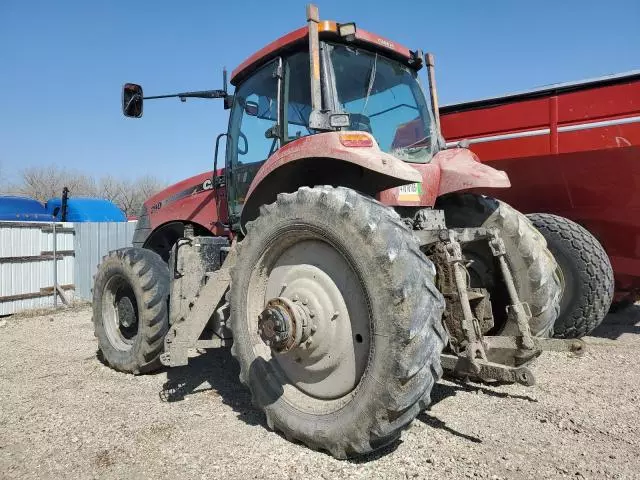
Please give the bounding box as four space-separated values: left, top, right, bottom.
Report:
93 5 583 459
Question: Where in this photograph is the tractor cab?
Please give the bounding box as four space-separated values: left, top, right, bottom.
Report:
226 35 439 221
122 5 442 230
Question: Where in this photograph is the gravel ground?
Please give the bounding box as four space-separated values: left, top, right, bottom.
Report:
1 305 639 480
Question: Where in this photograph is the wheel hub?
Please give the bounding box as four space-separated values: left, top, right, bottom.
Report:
251 239 370 400
258 297 311 353
116 296 137 328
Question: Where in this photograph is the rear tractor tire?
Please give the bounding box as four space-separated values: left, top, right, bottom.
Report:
527 213 614 338
92 247 170 374
436 193 563 338
230 186 447 459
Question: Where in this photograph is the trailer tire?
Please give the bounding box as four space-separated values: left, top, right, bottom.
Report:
527 213 614 338
230 186 446 459
92 247 169 374
436 193 562 337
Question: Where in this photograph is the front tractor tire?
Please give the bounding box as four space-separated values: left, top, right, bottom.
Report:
436 193 563 338
527 213 614 338
230 186 446 459
92 248 170 374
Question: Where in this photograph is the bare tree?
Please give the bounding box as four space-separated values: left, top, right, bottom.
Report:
115 179 138 217
97 176 165 217
14 166 97 202
98 175 123 204
6 165 166 216
137 175 165 201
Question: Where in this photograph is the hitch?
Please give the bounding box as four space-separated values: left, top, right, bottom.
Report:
440 230 488 374
431 227 586 386
441 353 536 386
488 229 535 352
442 336 585 386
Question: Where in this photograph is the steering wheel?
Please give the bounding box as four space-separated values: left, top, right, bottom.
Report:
238 131 248 155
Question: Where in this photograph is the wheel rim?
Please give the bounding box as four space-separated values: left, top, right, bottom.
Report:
102 275 139 351
246 234 371 407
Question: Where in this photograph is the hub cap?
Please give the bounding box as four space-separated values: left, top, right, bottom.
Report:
102 276 139 351
117 296 137 328
248 238 370 401
258 297 311 352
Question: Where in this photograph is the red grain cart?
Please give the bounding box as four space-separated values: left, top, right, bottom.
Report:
440 71 639 332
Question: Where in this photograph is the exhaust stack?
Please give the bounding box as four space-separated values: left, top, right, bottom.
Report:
306 4 322 112
425 53 441 133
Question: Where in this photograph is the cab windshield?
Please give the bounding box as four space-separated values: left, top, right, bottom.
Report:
329 43 436 163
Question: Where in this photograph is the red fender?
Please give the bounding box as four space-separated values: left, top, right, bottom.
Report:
434 148 511 196
241 132 422 225
378 148 511 207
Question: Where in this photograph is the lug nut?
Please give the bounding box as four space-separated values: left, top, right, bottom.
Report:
311 325 317 334
302 298 308 305
309 310 315 318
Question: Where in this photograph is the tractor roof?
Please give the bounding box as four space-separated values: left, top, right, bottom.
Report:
230 21 417 86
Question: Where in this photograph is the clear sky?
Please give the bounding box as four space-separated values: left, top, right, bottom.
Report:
1 0 639 185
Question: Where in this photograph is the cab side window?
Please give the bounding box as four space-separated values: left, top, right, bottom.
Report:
227 60 279 221
283 51 313 142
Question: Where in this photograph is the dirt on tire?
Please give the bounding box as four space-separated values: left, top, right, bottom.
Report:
92 247 169 374
229 186 446 458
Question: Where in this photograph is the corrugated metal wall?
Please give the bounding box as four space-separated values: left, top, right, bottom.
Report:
0 222 74 315
73 222 138 300
0 221 137 314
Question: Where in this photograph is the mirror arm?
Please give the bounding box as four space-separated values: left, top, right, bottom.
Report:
144 89 228 101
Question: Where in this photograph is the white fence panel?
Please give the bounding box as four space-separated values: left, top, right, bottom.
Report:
0 222 74 315
0 221 137 314
73 222 138 300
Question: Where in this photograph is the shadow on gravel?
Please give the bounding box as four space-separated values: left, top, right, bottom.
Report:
159 348 267 428
417 412 482 444
158 349 402 461
348 441 401 463
591 305 640 339
432 379 538 405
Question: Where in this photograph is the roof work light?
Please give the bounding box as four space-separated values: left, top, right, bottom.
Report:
337 22 357 41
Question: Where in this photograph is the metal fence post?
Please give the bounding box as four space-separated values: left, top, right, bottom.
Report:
52 222 58 307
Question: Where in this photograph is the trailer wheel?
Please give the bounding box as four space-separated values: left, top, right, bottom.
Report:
527 213 613 338
436 193 562 337
92 248 169 374
230 186 446 459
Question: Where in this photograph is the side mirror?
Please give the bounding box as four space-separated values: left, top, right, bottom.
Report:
122 83 143 118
